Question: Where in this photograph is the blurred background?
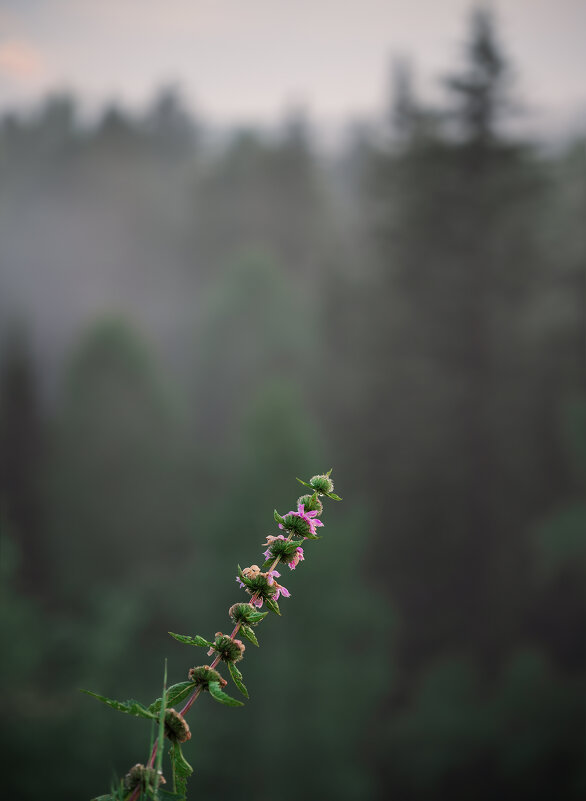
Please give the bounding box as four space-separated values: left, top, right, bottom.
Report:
0 1 584 799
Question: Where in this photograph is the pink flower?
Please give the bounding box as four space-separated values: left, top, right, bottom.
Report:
266 570 291 600
289 546 304 570
278 503 323 539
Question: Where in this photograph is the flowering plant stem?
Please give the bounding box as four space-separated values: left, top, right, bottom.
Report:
85 472 341 801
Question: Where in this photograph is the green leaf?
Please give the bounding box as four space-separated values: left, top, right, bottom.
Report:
168 632 213 648
240 625 259 647
274 509 285 524
296 477 314 489
147 682 194 714
170 741 193 798
325 492 342 501
246 610 268 623
326 468 333 476
265 598 281 616
208 681 244 706
302 531 321 540
228 662 249 698
80 690 156 720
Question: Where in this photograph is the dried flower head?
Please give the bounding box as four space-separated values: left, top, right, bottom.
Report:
209 633 246 662
188 664 227 689
164 708 191 743
123 764 166 793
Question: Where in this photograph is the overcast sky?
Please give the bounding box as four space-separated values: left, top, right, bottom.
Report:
0 0 584 133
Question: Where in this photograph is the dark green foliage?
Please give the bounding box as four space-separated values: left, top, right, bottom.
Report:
264 598 281 616
169 741 193 799
167 633 213 648
207 681 244 707
228 662 249 698
80 690 157 720
239 625 259 647
148 683 194 715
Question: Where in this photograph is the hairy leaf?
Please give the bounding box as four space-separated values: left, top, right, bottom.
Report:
80 690 156 720
274 509 285 524
240 625 259 647
208 680 244 706
246 610 268 623
148 682 194 714
170 741 193 798
265 598 281 616
168 632 213 648
228 661 249 698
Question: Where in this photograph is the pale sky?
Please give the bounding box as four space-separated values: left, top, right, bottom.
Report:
0 0 584 132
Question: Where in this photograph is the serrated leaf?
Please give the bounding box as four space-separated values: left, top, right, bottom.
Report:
168 632 212 648
80 690 156 720
208 681 244 706
274 509 285 524
148 681 194 714
170 741 193 798
240 624 259 646
325 492 342 501
228 661 249 698
296 477 313 489
246 610 268 623
265 598 281 616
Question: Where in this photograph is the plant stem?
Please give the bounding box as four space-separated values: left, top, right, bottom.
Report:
144 536 294 776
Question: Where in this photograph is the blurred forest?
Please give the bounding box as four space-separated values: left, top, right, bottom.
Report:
0 10 584 801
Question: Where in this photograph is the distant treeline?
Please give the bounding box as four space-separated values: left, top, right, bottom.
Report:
0 9 583 801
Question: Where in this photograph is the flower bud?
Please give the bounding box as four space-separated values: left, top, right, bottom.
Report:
297 493 323 516
123 764 166 793
212 633 246 662
164 708 191 743
309 474 334 494
188 664 227 689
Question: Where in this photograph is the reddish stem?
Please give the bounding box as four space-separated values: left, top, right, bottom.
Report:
142 541 292 779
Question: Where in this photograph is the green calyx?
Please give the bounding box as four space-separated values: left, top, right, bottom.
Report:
188 664 226 690
297 493 323 516
164 708 191 743
238 567 278 602
263 538 302 567
228 602 268 626
212 633 245 663
280 513 312 537
310 473 334 494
